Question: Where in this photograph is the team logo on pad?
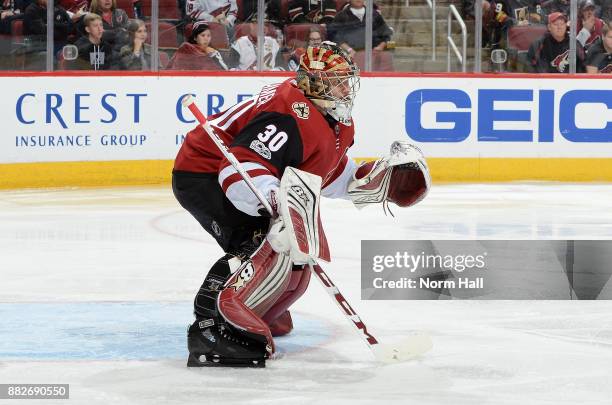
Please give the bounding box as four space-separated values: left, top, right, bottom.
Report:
292 102 310 119
229 262 255 291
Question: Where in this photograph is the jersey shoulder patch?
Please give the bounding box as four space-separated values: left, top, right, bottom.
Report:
291 101 310 119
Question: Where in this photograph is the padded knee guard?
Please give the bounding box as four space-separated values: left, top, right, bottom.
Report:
262 265 311 336
217 241 294 355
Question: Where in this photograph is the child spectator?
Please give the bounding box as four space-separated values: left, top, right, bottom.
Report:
74 12 114 69
585 21 612 72
287 25 322 70
78 0 129 49
527 11 585 72
119 19 154 70
167 20 228 70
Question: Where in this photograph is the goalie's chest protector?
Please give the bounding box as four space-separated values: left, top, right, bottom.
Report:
245 79 356 185
174 79 354 181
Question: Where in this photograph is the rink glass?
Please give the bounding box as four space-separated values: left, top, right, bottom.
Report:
0 0 605 72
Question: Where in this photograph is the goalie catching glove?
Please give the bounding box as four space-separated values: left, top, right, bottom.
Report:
347 140 430 209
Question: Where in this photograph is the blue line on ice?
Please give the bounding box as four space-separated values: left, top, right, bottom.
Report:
0 302 330 360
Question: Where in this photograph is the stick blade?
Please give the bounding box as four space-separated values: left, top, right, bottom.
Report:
372 333 433 364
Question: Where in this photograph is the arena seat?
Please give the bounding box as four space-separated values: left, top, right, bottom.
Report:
184 22 230 50
146 21 178 48
140 0 180 20
373 49 393 71
507 24 547 52
352 49 394 71
506 24 547 72
283 23 326 49
233 22 277 41
159 50 169 68
11 19 23 44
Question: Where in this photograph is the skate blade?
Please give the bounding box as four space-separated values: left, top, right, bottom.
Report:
372 333 433 364
187 353 266 368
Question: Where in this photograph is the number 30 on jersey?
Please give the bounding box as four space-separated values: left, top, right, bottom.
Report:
250 124 288 160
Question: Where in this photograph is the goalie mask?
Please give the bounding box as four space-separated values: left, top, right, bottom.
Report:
297 41 360 125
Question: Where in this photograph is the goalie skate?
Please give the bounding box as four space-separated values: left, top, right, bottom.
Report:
186 319 268 368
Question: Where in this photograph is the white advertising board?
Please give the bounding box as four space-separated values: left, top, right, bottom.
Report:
1 74 611 164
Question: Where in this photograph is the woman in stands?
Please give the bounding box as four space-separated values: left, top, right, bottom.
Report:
119 19 155 70
167 20 228 70
287 26 323 70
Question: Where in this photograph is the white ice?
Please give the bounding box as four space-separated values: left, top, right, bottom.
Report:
1 183 612 405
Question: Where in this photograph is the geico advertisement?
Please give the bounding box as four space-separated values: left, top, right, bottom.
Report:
1 75 611 163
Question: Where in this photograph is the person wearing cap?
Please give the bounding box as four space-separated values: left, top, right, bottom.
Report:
586 21 612 73
577 0 605 50
527 11 586 73
167 21 229 70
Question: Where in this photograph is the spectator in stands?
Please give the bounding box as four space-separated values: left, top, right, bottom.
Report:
118 19 154 70
186 0 238 27
527 11 585 72
541 0 569 17
79 0 129 49
494 0 543 26
74 12 114 69
23 0 71 50
288 0 337 24
227 21 285 70
167 20 229 70
287 25 322 70
1 0 28 35
235 0 285 28
596 0 612 21
577 0 604 49
585 21 612 72
59 0 87 22
327 0 392 57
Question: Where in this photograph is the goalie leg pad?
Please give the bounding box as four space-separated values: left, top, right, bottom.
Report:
217 240 293 355
272 167 330 264
262 265 312 337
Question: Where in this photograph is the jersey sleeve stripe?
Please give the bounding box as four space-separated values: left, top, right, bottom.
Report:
218 161 268 184
210 99 254 130
221 169 272 193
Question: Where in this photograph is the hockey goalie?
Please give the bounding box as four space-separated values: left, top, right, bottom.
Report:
172 42 431 367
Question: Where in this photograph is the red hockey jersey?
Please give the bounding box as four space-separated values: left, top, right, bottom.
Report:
174 78 357 216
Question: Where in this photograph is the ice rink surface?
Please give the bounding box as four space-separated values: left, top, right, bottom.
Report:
1 183 612 404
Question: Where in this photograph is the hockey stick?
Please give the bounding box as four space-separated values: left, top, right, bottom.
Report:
181 95 432 363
